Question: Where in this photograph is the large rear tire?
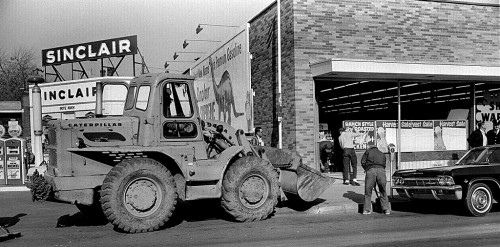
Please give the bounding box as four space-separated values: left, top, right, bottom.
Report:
100 158 178 233
221 156 279 222
464 183 492 217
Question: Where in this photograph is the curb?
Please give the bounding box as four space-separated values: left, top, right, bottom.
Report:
275 203 360 216
276 198 410 217
307 204 359 215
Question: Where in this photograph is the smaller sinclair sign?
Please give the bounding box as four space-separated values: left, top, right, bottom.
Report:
42 35 137 66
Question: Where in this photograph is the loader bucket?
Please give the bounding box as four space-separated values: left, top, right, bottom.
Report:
254 146 335 202
280 164 334 202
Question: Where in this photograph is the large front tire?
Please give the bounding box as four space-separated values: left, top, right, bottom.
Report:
100 158 178 233
221 156 279 222
465 183 493 217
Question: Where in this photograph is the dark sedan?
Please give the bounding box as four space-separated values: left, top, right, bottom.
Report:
393 145 500 216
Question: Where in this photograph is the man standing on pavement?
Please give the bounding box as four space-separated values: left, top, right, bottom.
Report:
361 144 391 215
338 127 365 186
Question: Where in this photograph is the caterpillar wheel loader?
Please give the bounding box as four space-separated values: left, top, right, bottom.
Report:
28 73 334 233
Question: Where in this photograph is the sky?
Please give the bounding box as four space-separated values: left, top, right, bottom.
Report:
0 0 274 77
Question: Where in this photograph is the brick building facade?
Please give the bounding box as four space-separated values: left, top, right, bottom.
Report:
249 0 499 167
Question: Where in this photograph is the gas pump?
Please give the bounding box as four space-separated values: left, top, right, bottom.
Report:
4 121 25 185
0 125 5 184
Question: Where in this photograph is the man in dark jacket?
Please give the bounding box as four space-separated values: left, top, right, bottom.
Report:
319 134 334 173
468 121 487 148
361 145 391 215
487 120 500 145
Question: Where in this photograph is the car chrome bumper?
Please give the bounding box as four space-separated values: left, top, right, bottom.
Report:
393 185 462 200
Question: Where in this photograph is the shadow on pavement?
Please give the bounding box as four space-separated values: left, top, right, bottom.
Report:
56 212 109 228
55 196 328 231
176 199 228 222
56 200 227 230
0 213 27 228
343 191 364 204
278 196 326 212
176 197 321 221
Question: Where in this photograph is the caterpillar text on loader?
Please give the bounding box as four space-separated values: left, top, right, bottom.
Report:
28 73 334 233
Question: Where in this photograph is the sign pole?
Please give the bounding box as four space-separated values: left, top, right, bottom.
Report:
395 81 401 198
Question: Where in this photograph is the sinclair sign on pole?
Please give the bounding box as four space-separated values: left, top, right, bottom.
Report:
42 36 137 66
191 24 253 133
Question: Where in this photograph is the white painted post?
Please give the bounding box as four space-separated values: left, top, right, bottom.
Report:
28 76 45 167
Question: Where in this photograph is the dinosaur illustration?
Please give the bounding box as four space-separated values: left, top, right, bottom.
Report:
208 56 244 125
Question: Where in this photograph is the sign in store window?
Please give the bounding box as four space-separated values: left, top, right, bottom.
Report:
343 120 468 152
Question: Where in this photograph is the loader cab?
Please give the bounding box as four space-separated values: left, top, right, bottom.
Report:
160 81 198 139
159 79 210 160
123 73 209 159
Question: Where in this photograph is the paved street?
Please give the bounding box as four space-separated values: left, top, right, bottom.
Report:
2 191 500 247
1 0 498 246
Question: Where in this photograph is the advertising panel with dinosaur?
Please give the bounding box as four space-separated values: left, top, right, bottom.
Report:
191 25 253 133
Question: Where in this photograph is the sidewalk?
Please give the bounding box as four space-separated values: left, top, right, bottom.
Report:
0 185 29 192
276 168 407 216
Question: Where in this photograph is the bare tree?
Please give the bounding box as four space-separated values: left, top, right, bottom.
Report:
0 47 38 101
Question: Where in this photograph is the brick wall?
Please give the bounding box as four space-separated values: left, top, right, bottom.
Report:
249 3 281 148
250 0 500 166
293 0 499 65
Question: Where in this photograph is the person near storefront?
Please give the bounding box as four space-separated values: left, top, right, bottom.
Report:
487 120 500 145
361 144 391 215
467 121 487 148
318 133 334 173
338 127 365 186
250 127 265 146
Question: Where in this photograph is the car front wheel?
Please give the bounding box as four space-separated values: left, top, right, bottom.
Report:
464 183 493 217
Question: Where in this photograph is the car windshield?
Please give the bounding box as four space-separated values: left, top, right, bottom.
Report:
456 147 500 165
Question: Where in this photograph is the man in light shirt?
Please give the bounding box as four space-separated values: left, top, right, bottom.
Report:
339 127 366 186
250 127 265 146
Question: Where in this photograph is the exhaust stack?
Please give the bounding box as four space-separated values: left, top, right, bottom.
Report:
95 81 103 117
